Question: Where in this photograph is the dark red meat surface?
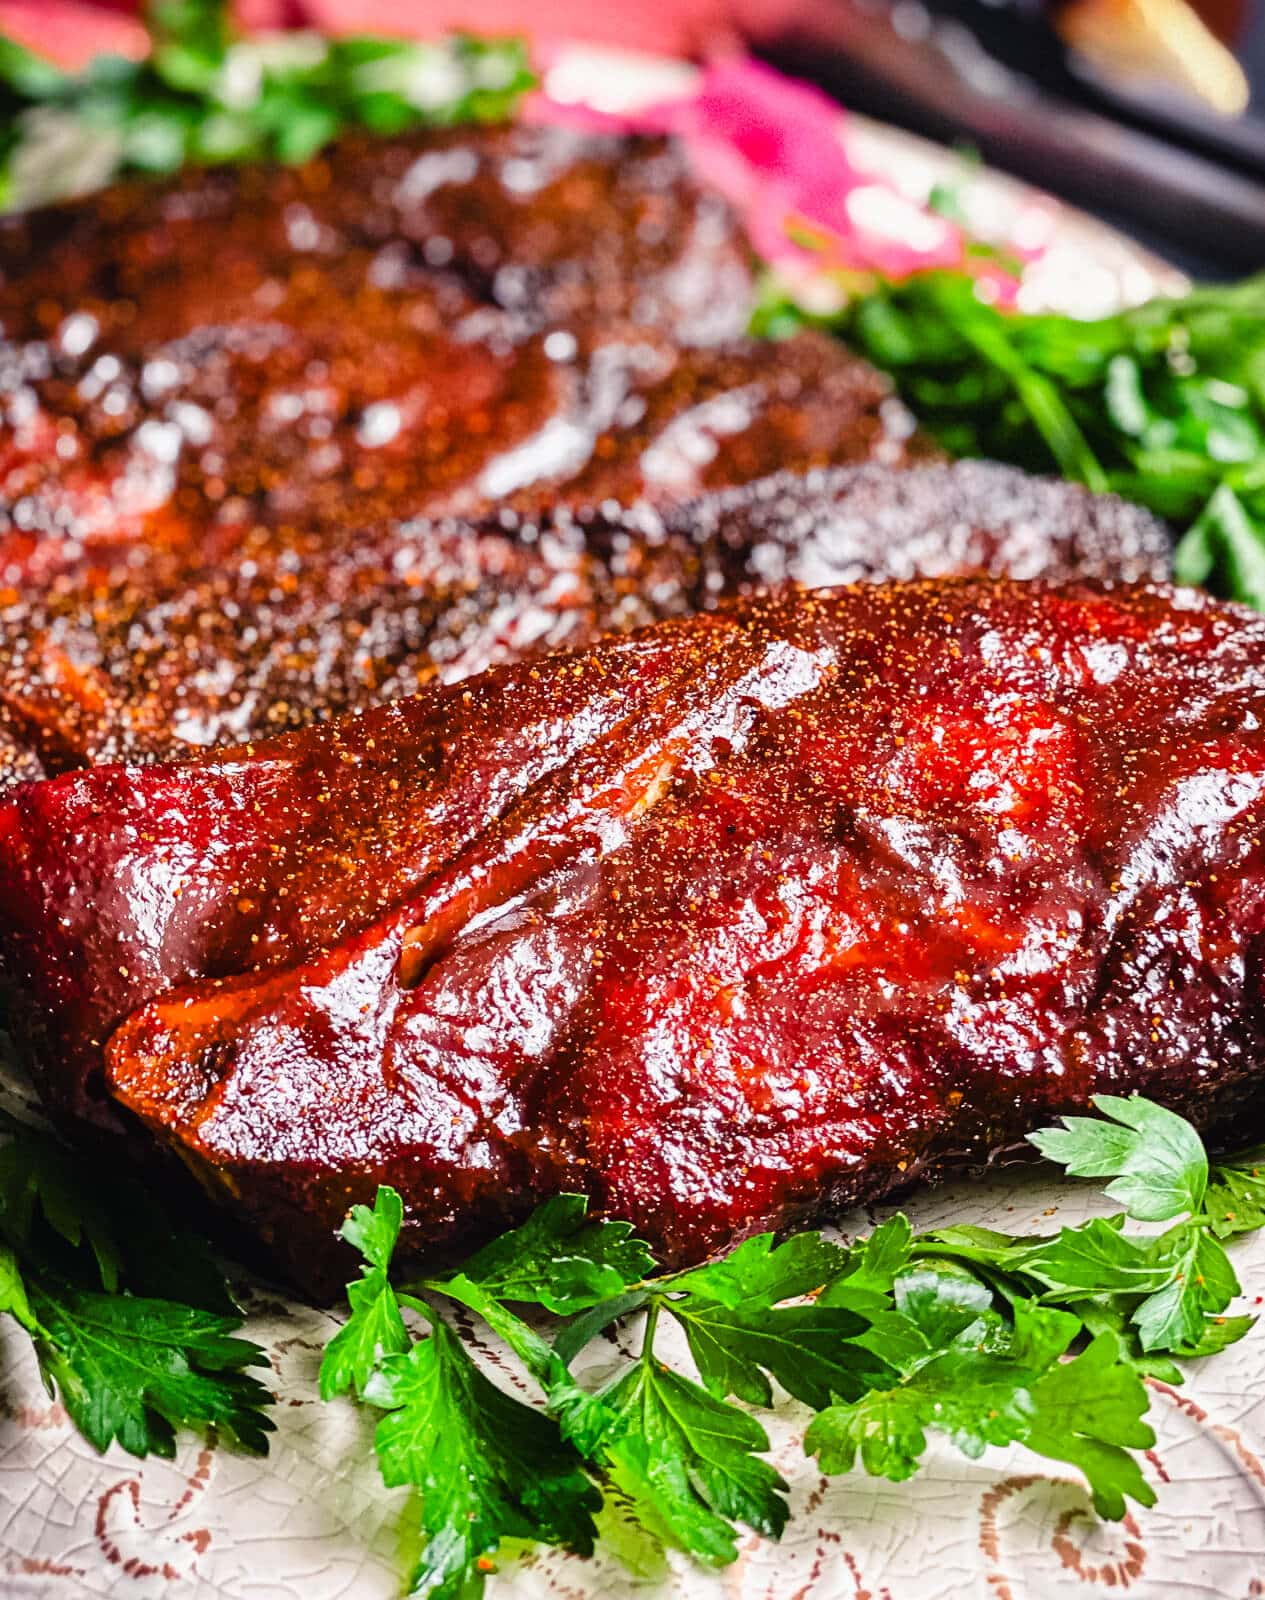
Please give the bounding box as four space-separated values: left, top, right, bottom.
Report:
0 460 1169 783
0 122 924 589
0 122 966 788
1 578 1262 1295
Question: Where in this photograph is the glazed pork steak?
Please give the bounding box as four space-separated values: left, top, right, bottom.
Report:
0 578 1260 1296
0 122 924 587
0 461 1170 785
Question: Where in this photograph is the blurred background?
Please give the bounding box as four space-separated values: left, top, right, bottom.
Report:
2 0 1261 274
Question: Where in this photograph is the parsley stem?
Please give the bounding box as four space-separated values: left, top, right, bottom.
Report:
909 1241 1013 1265
640 1300 661 1361
952 308 1110 493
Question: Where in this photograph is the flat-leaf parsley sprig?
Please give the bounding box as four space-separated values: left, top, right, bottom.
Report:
0 1111 274 1458
320 1093 1265 1598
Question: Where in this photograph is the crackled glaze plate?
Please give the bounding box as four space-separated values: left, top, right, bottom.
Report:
4 1170 1265 1598
0 40 1242 1600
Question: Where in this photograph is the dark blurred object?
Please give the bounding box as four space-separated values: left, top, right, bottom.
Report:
752 0 1265 274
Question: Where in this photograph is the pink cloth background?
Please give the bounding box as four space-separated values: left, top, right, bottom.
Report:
0 0 815 67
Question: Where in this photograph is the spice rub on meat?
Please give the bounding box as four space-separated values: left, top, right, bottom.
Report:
0 122 954 783
0 578 1257 1296
0 461 1169 782
0 124 1180 796
0 121 921 583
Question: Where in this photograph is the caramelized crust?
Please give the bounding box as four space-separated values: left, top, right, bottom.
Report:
0 579 1260 1294
0 124 931 579
0 132 1201 1294
0 128 753 573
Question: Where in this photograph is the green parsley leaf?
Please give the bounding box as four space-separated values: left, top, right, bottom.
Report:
0 1118 273 1461
591 1477 672 1582
1069 1296 1184 1385
342 1182 405 1269
835 1213 914 1293
817 1218 930 1366
1014 1216 1239 1355
661 1229 847 1307
892 1266 994 1347
27 1280 273 1458
1129 1226 1238 1353
0 1239 33 1330
0 1122 123 1290
665 1297 886 1409
447 1194 654 1314
319 1265 409 1402
1022 1333 1156 1519
656 1229 884 1410
1173 1312 1257 1357
810 1274 1067 1476
807 1300 1154 1519
599 1355 788 1562
364 1313 599 1600
0 36 68 98
600 1433 735 1568
319 1186 409 1402
321 1096 1265 1594
1011 1215 1167 1297
819 1328 1044 1468
0 1114 236 1315
436 1273 615 1455
1028 1094 1207 1220
917 1222 1034 1262
1204 1146 1265 1238
805 1384 931 1481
